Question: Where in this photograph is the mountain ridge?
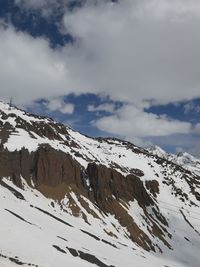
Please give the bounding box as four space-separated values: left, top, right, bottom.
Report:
0 101 200 267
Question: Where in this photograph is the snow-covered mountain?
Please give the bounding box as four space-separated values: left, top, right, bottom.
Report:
0 101 200 267
147 145 168 159
148 145 200 176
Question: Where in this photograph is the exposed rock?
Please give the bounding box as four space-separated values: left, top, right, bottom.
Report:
145 180 160 197
0 145 85 198
34 145 82 187
0 145 164 251
87 163 153 208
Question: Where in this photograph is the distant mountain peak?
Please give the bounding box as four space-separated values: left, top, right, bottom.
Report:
147 145 167 158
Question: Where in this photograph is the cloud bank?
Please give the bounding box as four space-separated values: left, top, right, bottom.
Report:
1 0 200 152
93 104 192 138
2 0 200 106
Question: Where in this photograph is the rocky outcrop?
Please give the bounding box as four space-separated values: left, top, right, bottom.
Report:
86 163 170 252
87 163 153 208
0 145 165 251
0 146 33 187
0 108 69 145
0 145 154 209
145 180 159 197
34 145 82 187
0 145 84 191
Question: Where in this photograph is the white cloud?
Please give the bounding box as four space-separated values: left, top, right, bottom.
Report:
2 1 200 107
60 103 74 114
62 0 200 105
0 23 82 105
93 104 192 138
184 102 200 114
47 97 74 114
88 103 115 113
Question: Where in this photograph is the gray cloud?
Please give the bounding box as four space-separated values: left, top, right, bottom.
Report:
62 0 200 105
2 1 200 106
1 1 200 154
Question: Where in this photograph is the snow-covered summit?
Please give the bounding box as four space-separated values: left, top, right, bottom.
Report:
0 101 53 124
147 144 200 176
171 152 200 176
147 145 168 159
176 151 200 166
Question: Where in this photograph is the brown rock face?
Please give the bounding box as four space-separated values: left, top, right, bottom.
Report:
87 163 153 208
87 163 124 207
0 145 84 191
86 163 160 251
0 146 34 187
145 180 160 197
34 145 82 187
0 146 154 208
0 120 14 144
0 145 168 252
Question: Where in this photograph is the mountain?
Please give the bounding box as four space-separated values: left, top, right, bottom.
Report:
148 145 200 176
0 101 200 267
147 145 168 159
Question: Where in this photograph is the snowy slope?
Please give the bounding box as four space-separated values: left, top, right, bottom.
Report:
1 176 200 267
148 145 200 176
0 101 200 267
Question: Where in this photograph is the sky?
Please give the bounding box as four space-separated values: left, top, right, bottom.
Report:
0 0 200 156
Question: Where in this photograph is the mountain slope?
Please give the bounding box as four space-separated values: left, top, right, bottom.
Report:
0 101 200 267
148 145 200 176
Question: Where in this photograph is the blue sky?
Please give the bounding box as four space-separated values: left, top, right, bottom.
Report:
0 0 200 156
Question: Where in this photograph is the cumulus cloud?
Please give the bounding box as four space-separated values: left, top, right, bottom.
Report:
62 0 200 105
47 97 74 114
2 1 200 106
93 104 192 137
0 23 83 105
